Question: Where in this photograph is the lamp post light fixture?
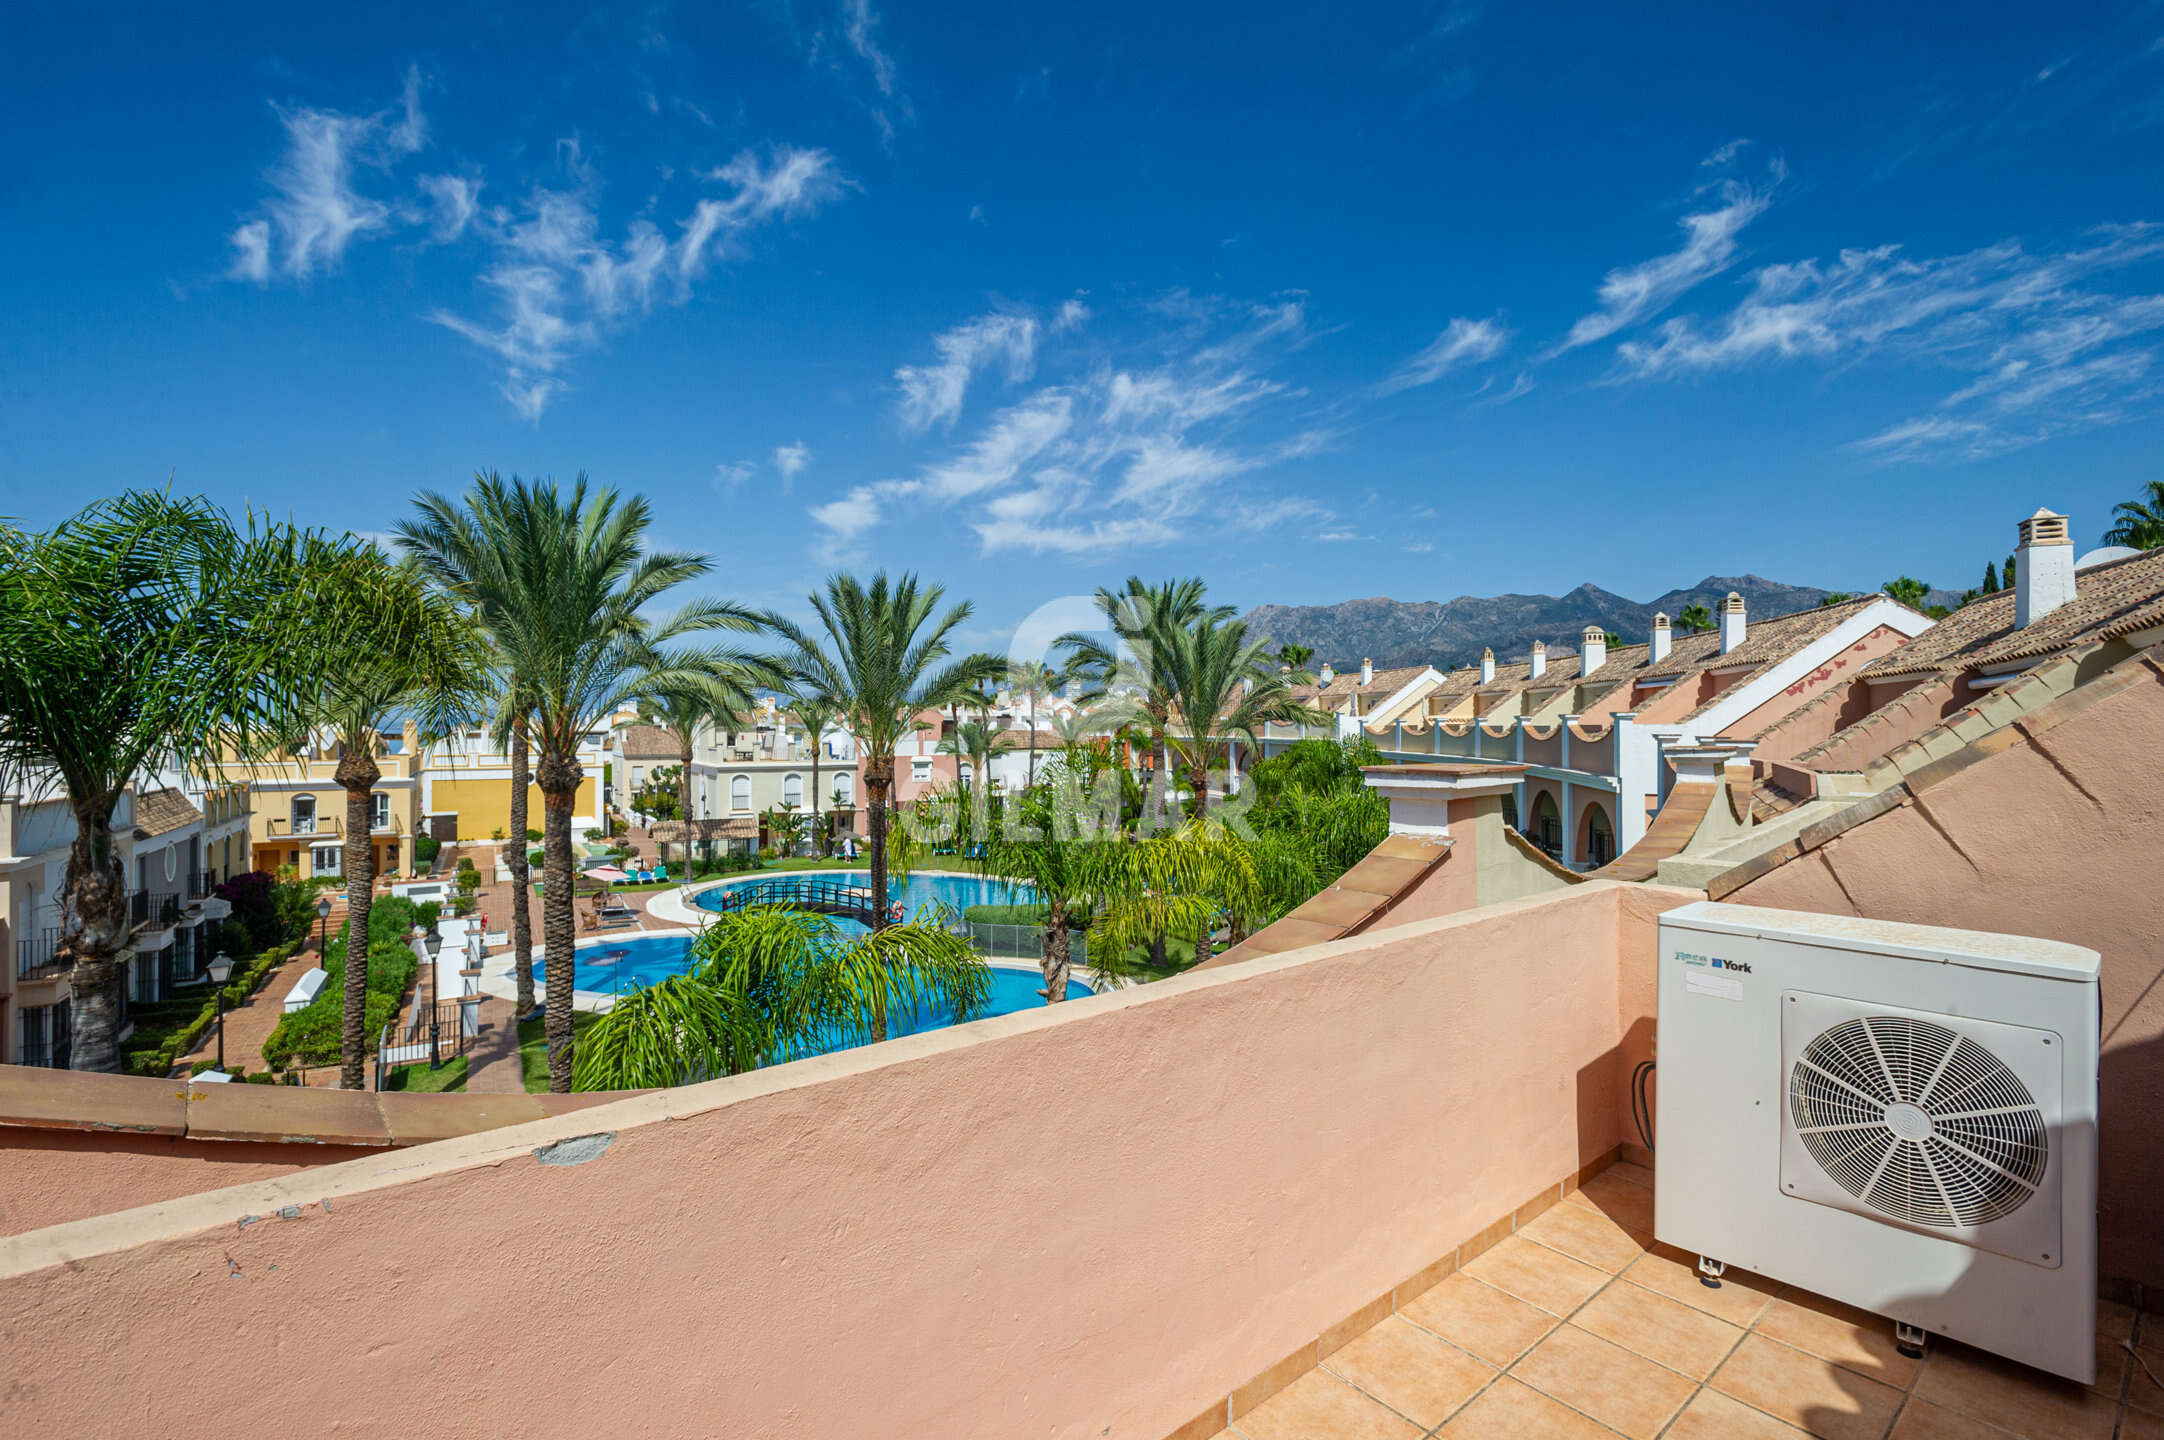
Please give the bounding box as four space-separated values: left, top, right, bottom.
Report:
206 951 234 1072
424 930 445 1069
315 896 332 957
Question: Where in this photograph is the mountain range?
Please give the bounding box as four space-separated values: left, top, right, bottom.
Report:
1244 576 1947 671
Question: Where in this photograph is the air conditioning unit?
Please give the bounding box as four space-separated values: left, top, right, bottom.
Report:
1654 901 2099 1382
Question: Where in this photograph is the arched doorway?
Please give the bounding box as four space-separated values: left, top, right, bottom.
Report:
1583 800 1615 867
1530 790 1562 857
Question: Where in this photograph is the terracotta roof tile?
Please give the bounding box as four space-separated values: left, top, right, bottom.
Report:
616 723 685 759
132 787 202 838
1294 664 1433 713
1861 547 2164 679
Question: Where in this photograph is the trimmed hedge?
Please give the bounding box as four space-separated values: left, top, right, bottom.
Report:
961 903 1050 926
124 940 298 1077
260 896 424 1069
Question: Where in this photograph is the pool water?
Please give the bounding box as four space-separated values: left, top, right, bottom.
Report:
691 870 1027 929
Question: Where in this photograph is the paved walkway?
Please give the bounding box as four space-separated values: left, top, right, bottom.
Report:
463 994 525 1092
173 930 333 1079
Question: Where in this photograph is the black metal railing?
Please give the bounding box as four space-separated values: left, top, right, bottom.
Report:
696 876 886 928
128 890 184 929
16 1001 70 1069
16 928 64 980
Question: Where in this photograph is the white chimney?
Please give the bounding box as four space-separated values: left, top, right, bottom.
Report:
1580 625 1607 675
1529 641 1547 680
2016 507 2076 628
1719 592 1747 655
1480 647 1496 685
1650 612 1672 664
1360 657 1373 686
1318 661 1335 688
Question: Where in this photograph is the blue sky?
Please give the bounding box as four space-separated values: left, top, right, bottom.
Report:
5 1 2163 640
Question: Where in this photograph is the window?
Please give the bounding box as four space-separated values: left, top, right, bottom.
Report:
132 951 161 1004
958 763 974 787
291 794 316 835
312 843 342 876
782 774 803 808
832 773 853 807
1585 803 1615 867
1530 792 1562 858
730 775 751 812
371 792 390 831
911 759 932 783
18 1001 69 1069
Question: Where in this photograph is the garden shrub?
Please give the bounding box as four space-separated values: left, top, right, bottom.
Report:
260 896 424 1069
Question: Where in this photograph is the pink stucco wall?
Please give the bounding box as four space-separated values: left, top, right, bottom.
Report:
1730 659 2164 1286
0 1130 381 1235
0 883 1693 1440
1716 626 1916 742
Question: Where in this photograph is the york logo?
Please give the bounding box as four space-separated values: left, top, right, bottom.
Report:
1711 958 1753 974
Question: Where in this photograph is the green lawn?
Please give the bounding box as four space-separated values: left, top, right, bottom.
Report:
383 1055 469 1092
518 1011 602 1092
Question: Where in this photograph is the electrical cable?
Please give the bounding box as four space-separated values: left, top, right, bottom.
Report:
1631 1059 1657 1152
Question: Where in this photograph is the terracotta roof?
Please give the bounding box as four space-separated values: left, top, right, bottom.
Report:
1476 653 1582 697
1294 665 1433 715
132 787 202 838
1670 595 1905 722
617 724 685 760
1859 547 2164 680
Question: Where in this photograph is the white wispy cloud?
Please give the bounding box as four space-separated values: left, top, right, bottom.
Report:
1553 165 1782 353
1602 223 2164 460
229 66 431 283
1381 314 1510 393
714 460 756 489
430 144 846 419
414 173 482 242
825 0 912 146
774 441 811 488
821 293 1332 558
893 311 1039 431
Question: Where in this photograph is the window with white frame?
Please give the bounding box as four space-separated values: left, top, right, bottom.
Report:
371 792 390 831
911 759 932 783
782 774 803 808
291 793 316 835
832 773 853 807
730 775 751 812
312 843 341 876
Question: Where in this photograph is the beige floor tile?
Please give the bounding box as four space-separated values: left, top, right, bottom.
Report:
1711 1333 1905 1440
1517 1196 1650 1273
1460 1235 1610 1317
1574 1278 1745 1380
1912 1339 2120 1439
2129 1344 2162 1417
1757 1292 1920 1388
1234 1369 1424 1440
2097 1300 2136 1342
1511 1323 1697 1439
1618 1244 1779 1328
1571 1172 1655 1233
1401 1274 1560 1368
2088 1330 2129 1399
2122 1407 2164 1440
1322 1315 1495 1430
1665 1389 1813 1440
1436 1376 1616 1439
1887 1396 2027 1437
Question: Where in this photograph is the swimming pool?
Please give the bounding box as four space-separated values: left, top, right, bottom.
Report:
690 870 1029 929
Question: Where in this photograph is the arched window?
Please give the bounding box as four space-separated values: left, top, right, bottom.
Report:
1584 802 1615 867
1502 792 1519 832
291 794 316 835
730 775 751 812
832 773 853 807
782 773 804 808
1530 791 1562 857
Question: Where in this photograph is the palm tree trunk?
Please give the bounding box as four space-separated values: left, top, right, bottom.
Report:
1026 695 1039 791
337 746 381 1091
1189 759 1211 818
62 795 131 1072
865 759 892 930
810 741 824 859
537 749 582 1092
1040 917 1071 1006
677 732 695 868
508 712 535 1015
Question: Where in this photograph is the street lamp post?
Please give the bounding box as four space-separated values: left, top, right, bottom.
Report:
315 896 332 957
207 951 233 1072
425 930 444 1069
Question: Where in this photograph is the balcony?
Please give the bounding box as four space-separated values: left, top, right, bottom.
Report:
127 890 184 930
264 816 343 839
14 928 65 982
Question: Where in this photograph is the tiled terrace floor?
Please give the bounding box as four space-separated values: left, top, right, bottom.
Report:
1215 1163 2162 1440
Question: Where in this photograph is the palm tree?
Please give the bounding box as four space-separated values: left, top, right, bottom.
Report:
789 692 844 857
1676 603 1714 635
1006 659 1062 791
396 473 767 1091
640 672 768 872
937 716 1010 796
766 572 1005 929
2103 480 2164 550
306 550 484 1089
0 494 377 1072
573 906 991 1089
1059 577 1228 820
1277 642 1316 681
1882 576 1931 609
1159 614 1324 818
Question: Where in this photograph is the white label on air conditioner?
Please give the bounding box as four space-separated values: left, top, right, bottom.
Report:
1686 971 1744 1002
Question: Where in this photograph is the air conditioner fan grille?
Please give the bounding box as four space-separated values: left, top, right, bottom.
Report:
1788 1014 2046 1229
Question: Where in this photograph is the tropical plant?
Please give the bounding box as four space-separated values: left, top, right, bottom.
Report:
1156 613 1324 817
765 572 1005 930
1005 659 1062 791
1882 576 1931 609
0 493 398 1072
788 692 843 855
2103 480 2164 551
937 715 1011 796
1277 642 1316 680
632 764 685 822
303 548 484 1088
1058 576 1229 814
571 906 990 1088
395 473 769 1091
1675 603 1714 635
